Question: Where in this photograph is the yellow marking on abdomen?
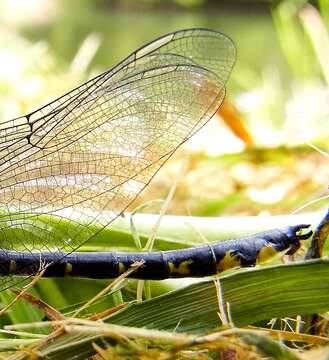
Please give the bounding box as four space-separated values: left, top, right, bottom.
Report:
118 262 126 274
65 262 73 274
217 251 240 272
9 260 16 273
318 223 329 253
257 245 278 264
168 259 193 275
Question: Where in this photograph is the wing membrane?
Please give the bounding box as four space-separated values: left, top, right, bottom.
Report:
0 29 235 263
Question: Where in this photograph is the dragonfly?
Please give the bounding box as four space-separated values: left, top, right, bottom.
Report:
0 29 312 289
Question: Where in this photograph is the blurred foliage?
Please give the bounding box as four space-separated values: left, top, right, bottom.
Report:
0 0 328 218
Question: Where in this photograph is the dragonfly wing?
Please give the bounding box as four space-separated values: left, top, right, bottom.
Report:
0 29 235 258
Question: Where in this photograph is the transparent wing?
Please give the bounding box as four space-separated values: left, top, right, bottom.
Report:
0 29 235 286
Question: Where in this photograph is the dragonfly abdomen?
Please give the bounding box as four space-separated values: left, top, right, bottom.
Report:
0 224 311 280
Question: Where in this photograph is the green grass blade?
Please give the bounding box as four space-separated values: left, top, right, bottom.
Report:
107 259 329 332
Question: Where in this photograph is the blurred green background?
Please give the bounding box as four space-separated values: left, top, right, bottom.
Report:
0 0 328 217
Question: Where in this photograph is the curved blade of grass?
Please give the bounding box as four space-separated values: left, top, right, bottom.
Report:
1 210 320 252
107 259 329 332
100 212 322 249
